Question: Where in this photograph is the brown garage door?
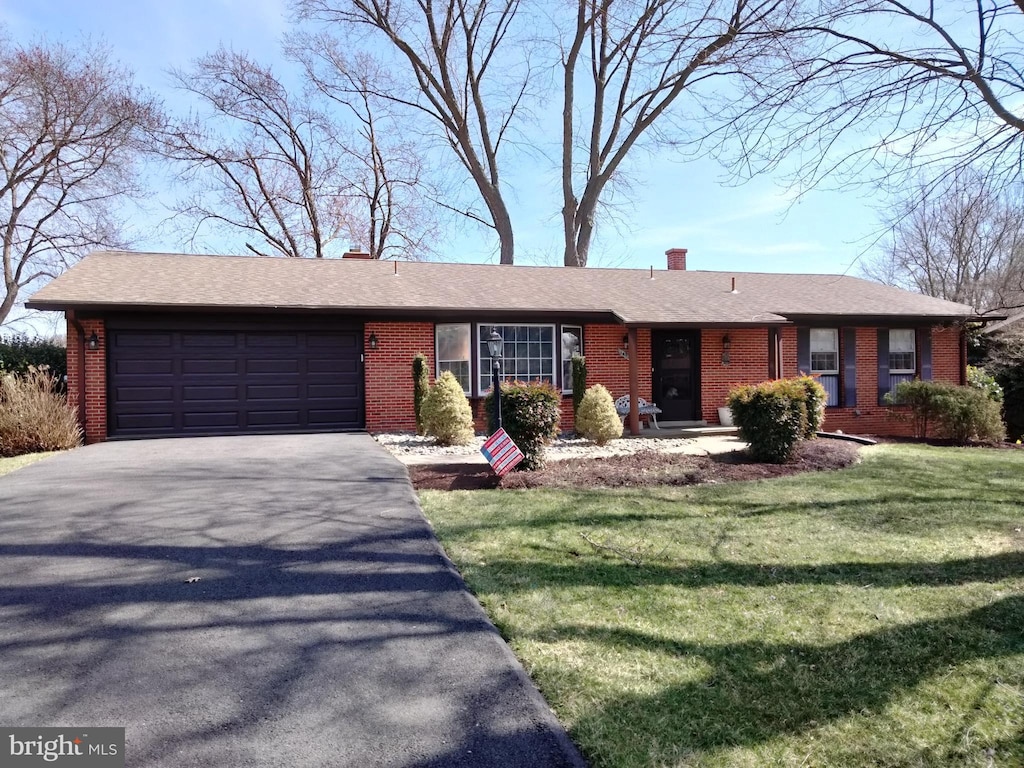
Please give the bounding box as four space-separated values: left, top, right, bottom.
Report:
107 325 363 437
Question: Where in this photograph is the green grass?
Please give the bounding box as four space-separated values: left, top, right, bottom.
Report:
0 451 57 477
419 444 1024 767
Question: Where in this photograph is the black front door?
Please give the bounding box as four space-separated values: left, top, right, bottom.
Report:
653 331 699 422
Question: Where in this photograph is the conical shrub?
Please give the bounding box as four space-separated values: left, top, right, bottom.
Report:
421 370 475 446
575 384 623 445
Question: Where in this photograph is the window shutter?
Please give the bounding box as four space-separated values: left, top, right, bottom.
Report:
843 328 857 407
797 328 810 374
877 329 890 405
918 328 932 380
768 327 780 378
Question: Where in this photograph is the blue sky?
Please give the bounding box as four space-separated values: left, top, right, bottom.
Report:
1 0 885 300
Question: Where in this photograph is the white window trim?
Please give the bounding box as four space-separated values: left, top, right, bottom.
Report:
889 329 916 375
435 323 472 394
809 328 839 375
476 323 557 394
560 325 583 394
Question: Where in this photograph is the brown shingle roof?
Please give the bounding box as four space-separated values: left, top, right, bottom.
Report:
26 250 981 325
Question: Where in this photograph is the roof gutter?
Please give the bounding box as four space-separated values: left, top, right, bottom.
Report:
65 310 87 431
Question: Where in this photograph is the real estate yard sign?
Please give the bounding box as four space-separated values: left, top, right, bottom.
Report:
481 429 524 476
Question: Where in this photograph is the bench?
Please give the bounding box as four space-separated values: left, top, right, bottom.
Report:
614 395 662 430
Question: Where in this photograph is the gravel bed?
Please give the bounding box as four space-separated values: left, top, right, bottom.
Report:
373 431 706 463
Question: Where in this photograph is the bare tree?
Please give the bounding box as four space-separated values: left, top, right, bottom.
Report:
558 0 803 266
0 36 158 327
294 0 533 265
290 40 443 259
863 169 1024 314
159 49 349 259
718 0 1024 194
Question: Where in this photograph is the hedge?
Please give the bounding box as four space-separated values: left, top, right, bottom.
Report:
484 380 561 470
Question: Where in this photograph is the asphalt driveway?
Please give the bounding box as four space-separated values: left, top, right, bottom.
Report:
0 434 586 767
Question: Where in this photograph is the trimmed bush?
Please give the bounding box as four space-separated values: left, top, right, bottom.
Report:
0 335 67 387
412 353 430 436
886 379 944 438
793 375 827 437
890 379 1005 444
421 371 475 446
484 380 561 470
0 366 82 457
727 376 825 463
936 386 1005 444
575 384 623 445
571 354 587 415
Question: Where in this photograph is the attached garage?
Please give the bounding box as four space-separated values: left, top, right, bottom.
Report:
106 319 363 438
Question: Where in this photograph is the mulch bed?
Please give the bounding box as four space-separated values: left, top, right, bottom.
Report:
409 438 862 491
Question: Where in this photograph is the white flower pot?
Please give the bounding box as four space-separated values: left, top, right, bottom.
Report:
717 406 734 427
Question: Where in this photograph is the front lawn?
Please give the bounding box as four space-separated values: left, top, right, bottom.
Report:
419 444 1024 767
0 451 56 477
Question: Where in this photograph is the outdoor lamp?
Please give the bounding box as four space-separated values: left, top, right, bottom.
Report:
487 329 503 359
368 331 378 351
488 329 504 430
722 334 731 350
87 332 100 351
721 334 730 366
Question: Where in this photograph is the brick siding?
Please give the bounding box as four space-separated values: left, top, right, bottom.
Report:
72 313 965 441
66 317 107 444
700 328 769 422
363 321 435 432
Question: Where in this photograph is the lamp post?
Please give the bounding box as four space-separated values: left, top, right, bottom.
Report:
487 329 503 430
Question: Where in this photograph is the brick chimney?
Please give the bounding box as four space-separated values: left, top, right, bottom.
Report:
342 248 372 259
665 248 687 271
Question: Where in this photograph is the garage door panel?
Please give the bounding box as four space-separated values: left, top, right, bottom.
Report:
247 358 300 374
115 386 175 402
183 385 240 402
246 384 300 400
113 332 173 348
114 359 174 375
109 326 363 437
248 410 301 426
307 358 358 374
307 334 357 349
247 334 299 348
182 333 238 348
308 408 359 425
307 383 356 399
115 413 176 432
183 412 241 429
182 359 239 375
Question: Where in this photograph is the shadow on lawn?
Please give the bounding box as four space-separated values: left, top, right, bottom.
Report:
479 550 1024 590
551 594 1024 764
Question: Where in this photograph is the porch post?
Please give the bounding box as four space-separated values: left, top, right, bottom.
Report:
627 326 640 436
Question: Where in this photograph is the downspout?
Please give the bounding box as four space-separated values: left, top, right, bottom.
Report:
66 310 87 431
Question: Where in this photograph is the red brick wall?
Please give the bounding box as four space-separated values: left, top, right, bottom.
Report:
584 324 652 401
932 326 963 383
363 321 435 432
700 328 769 422
66 316 107 444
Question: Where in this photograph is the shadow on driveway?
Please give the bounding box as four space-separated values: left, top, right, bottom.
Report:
0 434 586 767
